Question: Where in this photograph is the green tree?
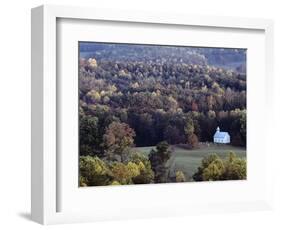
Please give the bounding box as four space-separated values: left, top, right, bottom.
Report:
131 153 154 184
111 162 136 184
221 152 246 180
184 116 195 135
86 89 101 103
192 154 220 181
187 133 199 149
110 160 153 185
239 110 246 145
149 141 171 183
79 115 101 156
185 116 199 148
193 152 246 181
202 158 225 181
79 175 88 187
164 125 183 145
79 156 112 186
176 171 186 182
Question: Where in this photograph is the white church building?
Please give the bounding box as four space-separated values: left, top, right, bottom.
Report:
213 127 230 144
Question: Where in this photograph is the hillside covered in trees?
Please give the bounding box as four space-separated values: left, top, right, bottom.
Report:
79 42 247 186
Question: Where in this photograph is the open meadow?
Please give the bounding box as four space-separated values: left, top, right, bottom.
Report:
135 143 246 180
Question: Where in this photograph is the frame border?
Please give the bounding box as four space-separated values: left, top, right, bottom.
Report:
31 4 274 224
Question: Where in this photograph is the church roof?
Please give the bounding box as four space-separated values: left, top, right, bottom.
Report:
214 131 229 139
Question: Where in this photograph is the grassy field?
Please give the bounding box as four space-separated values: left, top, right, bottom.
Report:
134 143 246 180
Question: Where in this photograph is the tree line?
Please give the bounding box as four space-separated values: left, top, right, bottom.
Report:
80 139 246 186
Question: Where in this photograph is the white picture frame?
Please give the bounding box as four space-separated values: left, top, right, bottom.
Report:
31 4 274 225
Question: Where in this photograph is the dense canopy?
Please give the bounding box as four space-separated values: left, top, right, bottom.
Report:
79 43 247 186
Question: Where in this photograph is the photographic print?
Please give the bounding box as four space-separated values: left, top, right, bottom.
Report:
79 42 246 187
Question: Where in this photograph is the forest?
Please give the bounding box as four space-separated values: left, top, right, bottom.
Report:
79 43 247 186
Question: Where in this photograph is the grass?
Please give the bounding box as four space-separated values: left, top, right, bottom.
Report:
134 143 246 180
